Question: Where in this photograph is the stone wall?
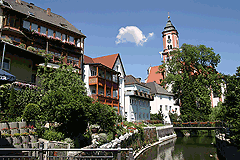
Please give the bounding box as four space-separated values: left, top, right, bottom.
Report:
156 125 174 139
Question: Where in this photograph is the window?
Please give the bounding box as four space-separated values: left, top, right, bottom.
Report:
91 70 96 76
40 26 47 34
48 29 54 37
165 105 168 111
55 31 61 39
160 95 162 99
160 105 162 111
0 58 10 70
169 96 172 100
31 23 38 31
23 20 30 30
69 36 74 43
169 106 172 111
168 45 169 50
92 90 96 94
168 36 170 39
62 34 66 42
170 45 172 49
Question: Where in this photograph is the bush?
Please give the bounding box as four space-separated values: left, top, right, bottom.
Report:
43 129 64 141
22 103 41 122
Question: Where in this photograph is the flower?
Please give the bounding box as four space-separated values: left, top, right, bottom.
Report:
21 132 29 136
29 131 37 135
1 128 9 131
21 126 28 129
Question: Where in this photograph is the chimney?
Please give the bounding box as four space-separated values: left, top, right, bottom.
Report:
136 78 141 83
16 0 21 4
47 8 51 16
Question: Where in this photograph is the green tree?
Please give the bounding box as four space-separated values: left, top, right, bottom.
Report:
159 44 222 122
37 63 92 137
22 103 41 122
222 66 240 147
85 102 119 132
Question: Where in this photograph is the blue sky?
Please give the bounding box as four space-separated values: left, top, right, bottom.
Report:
30 0 240 81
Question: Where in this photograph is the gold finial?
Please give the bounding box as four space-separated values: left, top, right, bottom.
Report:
168 12 170 19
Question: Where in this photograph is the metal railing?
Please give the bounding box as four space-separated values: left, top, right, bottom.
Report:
0 142 134 160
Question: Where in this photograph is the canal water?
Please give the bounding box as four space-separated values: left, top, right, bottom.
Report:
136 133 219 160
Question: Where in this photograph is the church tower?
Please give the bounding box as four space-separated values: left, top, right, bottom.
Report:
161 15 179 63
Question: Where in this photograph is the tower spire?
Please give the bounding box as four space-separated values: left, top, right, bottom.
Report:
168 12 170 19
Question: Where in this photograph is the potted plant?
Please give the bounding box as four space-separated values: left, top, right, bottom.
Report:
38 49 46 56
18 43 26 49
20 126 29 133
12 133 21 144
1 127 10 134
10 127 19 135
27 46 36 53
2 37 13 44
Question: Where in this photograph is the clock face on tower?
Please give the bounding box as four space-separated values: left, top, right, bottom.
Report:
167 39 171 43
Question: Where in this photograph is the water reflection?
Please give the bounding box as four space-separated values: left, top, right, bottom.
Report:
137 135 218 160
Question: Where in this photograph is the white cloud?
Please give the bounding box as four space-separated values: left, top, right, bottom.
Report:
115 26 154 46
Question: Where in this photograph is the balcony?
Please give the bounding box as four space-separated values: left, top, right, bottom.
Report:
90 94 119 107
89 76 118 89
125 90 154 101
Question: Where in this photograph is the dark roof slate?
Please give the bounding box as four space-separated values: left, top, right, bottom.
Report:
145 82 173 96
3 0 85 37
125 75 150 89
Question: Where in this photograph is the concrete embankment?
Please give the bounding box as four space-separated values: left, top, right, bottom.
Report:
215 134 240 160
134 125 177 159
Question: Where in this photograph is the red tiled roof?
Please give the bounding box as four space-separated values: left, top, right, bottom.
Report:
146 66 164 84
83 55 95 64
92 54 119 69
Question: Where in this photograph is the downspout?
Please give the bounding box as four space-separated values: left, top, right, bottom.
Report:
1 42 6 69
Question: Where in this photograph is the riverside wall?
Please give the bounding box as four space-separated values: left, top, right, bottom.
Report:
215 134 240 160
134 125 176 159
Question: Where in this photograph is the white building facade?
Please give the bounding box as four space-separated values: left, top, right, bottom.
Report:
124 75 154 122
145 82 180 124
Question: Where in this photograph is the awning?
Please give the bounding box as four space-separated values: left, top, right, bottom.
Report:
0 69 16 85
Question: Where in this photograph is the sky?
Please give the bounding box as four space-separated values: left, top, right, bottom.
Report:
30 0 240 81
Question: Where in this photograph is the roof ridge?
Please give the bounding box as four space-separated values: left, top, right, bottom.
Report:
93 53 119 59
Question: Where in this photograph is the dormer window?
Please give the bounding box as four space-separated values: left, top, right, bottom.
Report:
60 23 67 28
28 11 35 16
27 4 33 9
